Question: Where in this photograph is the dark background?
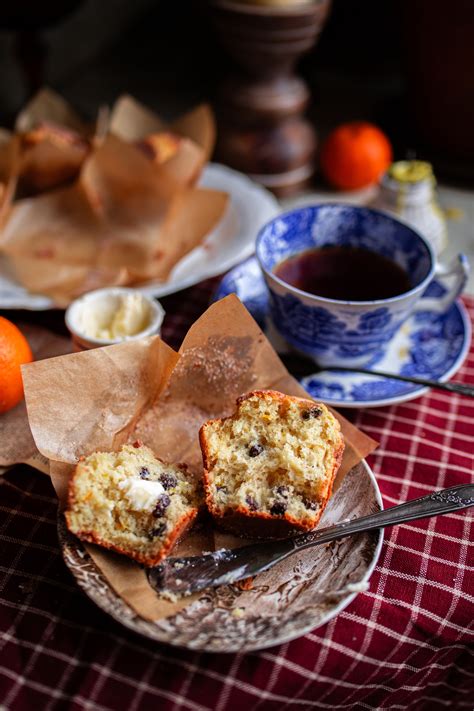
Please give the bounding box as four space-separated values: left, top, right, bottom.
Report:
0 0 473 182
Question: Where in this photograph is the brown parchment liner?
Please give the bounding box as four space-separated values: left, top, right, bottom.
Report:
22 296 377 621
0 89 226 306
0 325 71 471
15 89 88 135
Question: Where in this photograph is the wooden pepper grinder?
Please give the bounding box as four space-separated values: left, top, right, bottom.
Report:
209 0 332 196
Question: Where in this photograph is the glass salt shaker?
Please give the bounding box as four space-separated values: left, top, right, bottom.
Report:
370 160 446 255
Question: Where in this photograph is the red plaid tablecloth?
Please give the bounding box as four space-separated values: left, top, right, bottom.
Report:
1 285 473 710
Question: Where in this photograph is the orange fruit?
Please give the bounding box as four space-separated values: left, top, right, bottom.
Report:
0 317 34 414
320 121 393 190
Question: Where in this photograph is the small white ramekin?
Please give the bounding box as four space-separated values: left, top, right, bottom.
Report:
65 287 165 352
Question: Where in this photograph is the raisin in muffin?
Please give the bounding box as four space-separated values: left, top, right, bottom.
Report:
200 390 344 538
65 443 201 566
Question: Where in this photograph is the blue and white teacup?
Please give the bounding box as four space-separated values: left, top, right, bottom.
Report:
256 204 469 368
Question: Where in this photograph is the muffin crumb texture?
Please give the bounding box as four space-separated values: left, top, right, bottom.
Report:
201 390 344 536
66 444 200 566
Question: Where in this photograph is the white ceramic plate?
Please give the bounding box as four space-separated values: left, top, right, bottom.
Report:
0 164 279 310
59 460 383 653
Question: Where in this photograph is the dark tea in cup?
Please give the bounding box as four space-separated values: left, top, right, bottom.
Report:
274 246 412 301
256 204 468 367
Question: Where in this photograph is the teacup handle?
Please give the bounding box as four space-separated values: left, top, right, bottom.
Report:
413 254 470 313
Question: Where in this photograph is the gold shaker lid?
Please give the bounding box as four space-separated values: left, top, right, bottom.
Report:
388 160 434 184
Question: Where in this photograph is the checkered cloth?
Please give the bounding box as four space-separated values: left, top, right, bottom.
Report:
1 284 473 711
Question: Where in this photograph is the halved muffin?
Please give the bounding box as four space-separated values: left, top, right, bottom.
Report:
200 390 344 538
65 443 201 566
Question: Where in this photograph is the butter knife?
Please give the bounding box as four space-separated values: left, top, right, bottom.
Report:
148 484 474 597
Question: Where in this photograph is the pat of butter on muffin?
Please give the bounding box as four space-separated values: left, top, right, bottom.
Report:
118 478 165 511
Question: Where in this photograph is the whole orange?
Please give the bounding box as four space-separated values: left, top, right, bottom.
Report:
320 121 393 190
0 317 34 414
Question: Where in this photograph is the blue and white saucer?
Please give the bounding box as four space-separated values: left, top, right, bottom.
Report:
213 257 472 408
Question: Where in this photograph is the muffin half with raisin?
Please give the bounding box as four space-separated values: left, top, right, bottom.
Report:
65 443 201 566
200 390 344 538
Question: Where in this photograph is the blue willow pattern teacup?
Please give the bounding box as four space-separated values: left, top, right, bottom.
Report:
256 204 469 367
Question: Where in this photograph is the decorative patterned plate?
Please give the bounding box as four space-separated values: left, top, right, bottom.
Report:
59 461 383 653
0 164 278 310
214 257 471 408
